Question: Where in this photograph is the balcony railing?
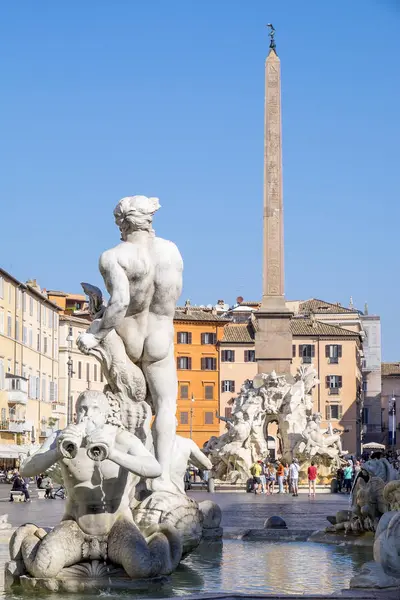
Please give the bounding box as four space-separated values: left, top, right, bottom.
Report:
328 357 339 364
7 390 28 405
329 388 340 395
0 420 33 433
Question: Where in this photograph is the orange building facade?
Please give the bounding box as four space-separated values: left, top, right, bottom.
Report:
174 305 229 448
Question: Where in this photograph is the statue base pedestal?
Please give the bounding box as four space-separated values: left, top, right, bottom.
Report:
5 561 170 593
350 561 400 590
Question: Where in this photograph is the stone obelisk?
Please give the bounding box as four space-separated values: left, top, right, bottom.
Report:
255 25 292 375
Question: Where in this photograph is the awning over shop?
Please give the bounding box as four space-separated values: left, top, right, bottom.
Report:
0 443 39 459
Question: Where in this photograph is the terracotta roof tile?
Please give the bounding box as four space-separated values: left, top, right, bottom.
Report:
299 298 357 315
290 317 360 337
221 323 255 343
174 308 230 323
382 363 400 377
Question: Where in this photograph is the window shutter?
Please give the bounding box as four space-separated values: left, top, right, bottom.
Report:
177 332 181 343
201 358 205 370
338 345 342 358
212 358 216 370
188 357 192 370
325 345 330 358
311 345 315 357
176 358 180 370
188 332 192 344
231 351 235 362
338 405 343 419
326 405 330 420
338 376 343 388
201 333 205 345
299 345 303 357
221 381 225 392
232 381 235 393
292 345 296 358
244 351 248 362
325 376 330 388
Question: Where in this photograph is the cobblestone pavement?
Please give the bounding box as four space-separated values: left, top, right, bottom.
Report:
0 488 350 531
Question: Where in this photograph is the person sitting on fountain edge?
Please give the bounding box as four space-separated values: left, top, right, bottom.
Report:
12 390 182 580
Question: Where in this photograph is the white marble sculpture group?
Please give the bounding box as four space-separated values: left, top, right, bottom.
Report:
6 196 220 592
204 364 346 483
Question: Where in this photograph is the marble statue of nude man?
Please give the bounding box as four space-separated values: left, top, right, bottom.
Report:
303 413 345 456
12 391 182 579
77 195 183 491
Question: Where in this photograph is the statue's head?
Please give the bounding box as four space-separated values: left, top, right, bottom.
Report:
312 412 322 424
76 390 109 429
114 195 161 239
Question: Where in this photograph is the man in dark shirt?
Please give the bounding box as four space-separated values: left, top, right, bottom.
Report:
10 473 30 502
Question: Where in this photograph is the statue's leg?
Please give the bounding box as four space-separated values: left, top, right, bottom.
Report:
142 344 177 492
20 520 85 578
108 518 182 578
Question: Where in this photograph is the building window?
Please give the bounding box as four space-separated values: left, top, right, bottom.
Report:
325 344 342 364
8 284 11 304
1 408 5 422
15 362 19 376
326 404 342 420
201 333 217 345
221 380 235 393
221 350 235 363
42 306 46 326
0 309 4 334
22 292 26 313
94 364 97 382
86 363 90 382
43 336 48 354
204 411 214 425
204 385 214 400
100 370 104 383
23 326 27 345
16 289 20 309
362 407 369 424
180 411 189 425
78 361 82 379
42 378 46 401
29 296 34 316
0 360 4 390
177 332 192 344
50 381 55 402
29 328 32 347
292 345 296 358
37 303 40 323
36 376 40 399
7 313 12 337
15 319 19 341
225 407 232 419
362 379 367 393
326 375 342 394
180 384 189 399
37 333 41 352
201 357 217 370
299 344 315 363
244 350 256 362
177 357 192 370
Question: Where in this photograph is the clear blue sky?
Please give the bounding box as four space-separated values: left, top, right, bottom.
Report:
1 1 399 359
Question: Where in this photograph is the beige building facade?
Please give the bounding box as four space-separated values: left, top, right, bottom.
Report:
0 269 61 452
381 363 400 450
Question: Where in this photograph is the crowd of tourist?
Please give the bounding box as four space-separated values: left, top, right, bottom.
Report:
249 458 305 497
0 467 62 502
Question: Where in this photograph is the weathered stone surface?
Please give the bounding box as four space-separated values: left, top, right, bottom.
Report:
350 560 400 590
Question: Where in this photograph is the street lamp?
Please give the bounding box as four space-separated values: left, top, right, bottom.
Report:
189 393 195 439
389 395 396 451
66 327 74 424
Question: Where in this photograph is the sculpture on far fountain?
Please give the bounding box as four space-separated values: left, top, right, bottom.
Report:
297 413 346 461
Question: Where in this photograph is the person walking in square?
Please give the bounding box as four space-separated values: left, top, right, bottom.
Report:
343 462 353 494
307 461 317 498
289 458 300 496
277 461 285 494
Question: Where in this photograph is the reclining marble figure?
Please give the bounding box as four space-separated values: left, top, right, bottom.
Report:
10 390 182 580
